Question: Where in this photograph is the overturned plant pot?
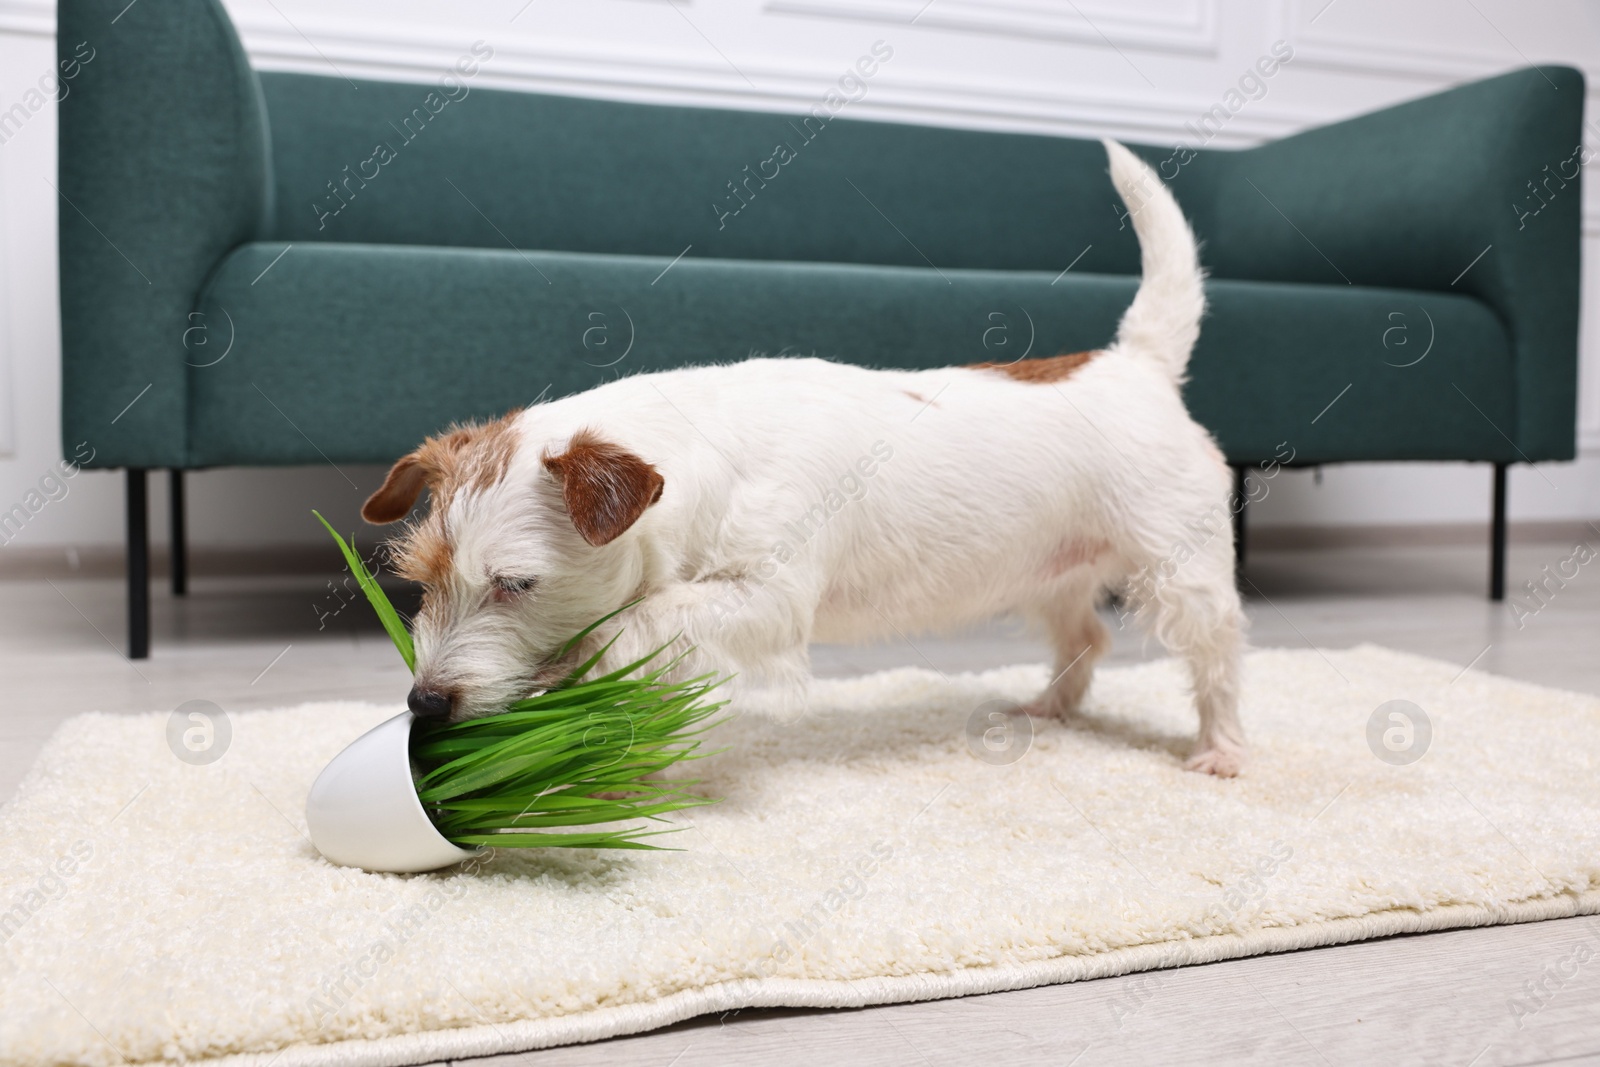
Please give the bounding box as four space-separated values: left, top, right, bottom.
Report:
305 711 480 873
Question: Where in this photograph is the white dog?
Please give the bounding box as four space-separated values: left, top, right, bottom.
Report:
362 140 1247 775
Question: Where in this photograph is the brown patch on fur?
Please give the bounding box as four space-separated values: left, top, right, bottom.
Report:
902 389 926 403
542 429 664 547
1044 538 1110 580
364 411 522 592
967 350 1101 383
397 524 455 587
362 413 520 524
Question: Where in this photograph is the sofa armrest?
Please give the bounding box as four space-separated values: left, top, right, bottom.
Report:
58 0 271 468
1177 66 1585 461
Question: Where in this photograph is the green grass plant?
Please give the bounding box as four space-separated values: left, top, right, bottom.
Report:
315 511 724 850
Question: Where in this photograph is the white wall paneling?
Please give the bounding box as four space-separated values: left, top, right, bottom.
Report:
763 0 1221 56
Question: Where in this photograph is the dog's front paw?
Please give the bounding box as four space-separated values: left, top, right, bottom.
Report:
1020 695 1079 720
1020 684 1088 721
1185 743 1245 777
1018 698 1057 720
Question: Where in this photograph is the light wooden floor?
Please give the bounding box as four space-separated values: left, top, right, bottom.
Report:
3 541 1598 1067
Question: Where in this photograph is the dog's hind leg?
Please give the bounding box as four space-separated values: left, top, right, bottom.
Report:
1123 538 1247 776
1023 581 1112 719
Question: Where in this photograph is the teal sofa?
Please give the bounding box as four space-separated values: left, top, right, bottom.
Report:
58 0 1584 656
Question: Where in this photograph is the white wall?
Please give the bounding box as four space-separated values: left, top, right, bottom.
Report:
0 0 1597 558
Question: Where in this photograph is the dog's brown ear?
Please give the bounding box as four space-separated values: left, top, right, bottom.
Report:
362 455 428 524
362 423 500 524
542 430 664 546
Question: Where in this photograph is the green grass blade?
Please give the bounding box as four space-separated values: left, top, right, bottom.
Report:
449 830 683 850
551 597 642 666
313 510 414 672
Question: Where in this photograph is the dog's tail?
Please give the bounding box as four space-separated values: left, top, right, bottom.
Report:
1103 139 1204 384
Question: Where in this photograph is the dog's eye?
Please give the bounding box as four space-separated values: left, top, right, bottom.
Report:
491 575 539 598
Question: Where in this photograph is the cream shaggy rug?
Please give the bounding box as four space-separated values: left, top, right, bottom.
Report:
2 645 1598 1067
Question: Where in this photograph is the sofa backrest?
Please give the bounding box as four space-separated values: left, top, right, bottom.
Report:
258 72 1147 277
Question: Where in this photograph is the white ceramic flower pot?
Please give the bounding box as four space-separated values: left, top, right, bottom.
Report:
305 711 480 873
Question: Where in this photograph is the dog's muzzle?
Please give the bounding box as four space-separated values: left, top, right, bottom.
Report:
407 686 453 721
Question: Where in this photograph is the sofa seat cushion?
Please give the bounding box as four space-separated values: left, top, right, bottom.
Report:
191 242 1516 467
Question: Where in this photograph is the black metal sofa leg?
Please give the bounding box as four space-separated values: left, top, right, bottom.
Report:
169 468 188 597
1490 462 1508 602
127 468 150 659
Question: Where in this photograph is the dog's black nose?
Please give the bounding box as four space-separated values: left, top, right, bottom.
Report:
407 686 453 720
